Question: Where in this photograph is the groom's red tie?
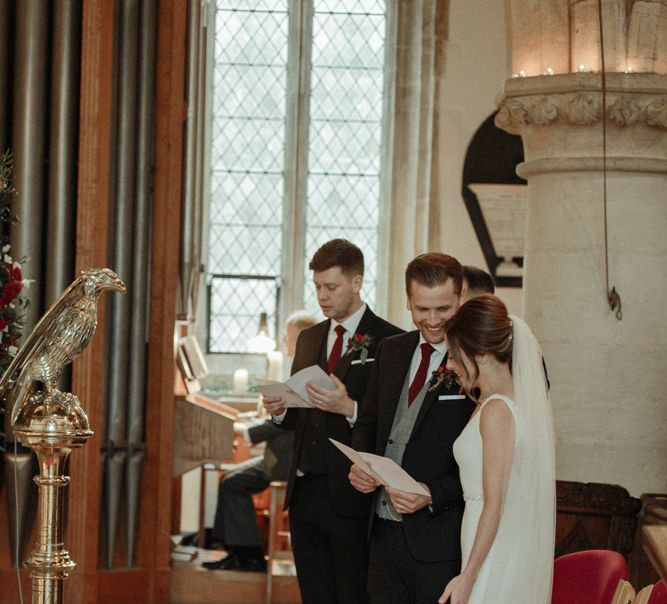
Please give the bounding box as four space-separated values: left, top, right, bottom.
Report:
327 325 346 373
408 343 434 406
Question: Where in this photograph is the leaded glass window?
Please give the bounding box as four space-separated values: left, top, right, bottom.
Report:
207 0 387 353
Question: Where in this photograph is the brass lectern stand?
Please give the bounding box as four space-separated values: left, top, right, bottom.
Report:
0 268 126 603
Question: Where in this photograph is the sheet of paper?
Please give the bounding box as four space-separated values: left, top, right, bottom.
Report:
256 365 335 408
329 438 429 496
255 380 312 408
287 365 335 398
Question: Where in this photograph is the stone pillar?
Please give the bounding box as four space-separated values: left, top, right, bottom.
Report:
496 73 667 495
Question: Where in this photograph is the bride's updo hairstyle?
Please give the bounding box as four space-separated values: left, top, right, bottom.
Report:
444 294 513 389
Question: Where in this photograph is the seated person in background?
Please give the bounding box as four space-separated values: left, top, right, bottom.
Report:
462 265 495 301
203 310 317 572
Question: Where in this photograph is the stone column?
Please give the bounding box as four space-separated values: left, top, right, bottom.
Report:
496 73 667 495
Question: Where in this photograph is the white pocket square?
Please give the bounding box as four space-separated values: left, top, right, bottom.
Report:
351 358 375 365
438 394 466 401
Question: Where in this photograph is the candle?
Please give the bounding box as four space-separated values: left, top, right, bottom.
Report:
267 351 284 381
233 368 249 393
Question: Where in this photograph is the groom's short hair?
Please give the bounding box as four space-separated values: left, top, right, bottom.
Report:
309 239 364 278
405 253 463 296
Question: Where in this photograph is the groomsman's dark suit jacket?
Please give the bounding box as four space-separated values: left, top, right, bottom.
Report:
282 307 404 516
353 330 475 562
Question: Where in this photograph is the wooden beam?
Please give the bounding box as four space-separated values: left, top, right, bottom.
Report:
66 0 115 601
140 0 188 600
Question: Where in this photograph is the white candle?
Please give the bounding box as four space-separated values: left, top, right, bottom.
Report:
233 368 248 393
267 351 283 381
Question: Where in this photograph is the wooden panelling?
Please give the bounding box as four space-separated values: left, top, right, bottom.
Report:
555 480 642 557
630 494 667 588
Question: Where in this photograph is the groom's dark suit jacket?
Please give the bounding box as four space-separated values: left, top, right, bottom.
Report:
353 330 475 562
281 307 403 517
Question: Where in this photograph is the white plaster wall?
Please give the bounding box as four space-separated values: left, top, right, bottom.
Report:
439 2 667 497
438 0 523 317
524 167 667 496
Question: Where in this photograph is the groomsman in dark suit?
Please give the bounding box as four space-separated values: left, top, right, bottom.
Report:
350 253 475 604
263 239 403 604
462 264 495 300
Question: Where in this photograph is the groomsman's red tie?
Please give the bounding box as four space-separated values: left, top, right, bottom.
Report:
327 325 346 373
408 343 434 406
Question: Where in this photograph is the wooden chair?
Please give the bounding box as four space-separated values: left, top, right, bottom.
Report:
552 549 629 604
265 480 293 604
610 579 635 604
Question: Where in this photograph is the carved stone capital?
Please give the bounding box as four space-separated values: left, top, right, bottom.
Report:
495 72 667 133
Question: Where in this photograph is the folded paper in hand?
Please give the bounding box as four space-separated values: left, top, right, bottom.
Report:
329 438 429 496
256 365 335 408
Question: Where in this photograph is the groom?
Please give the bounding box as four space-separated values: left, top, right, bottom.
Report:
350 252 475 604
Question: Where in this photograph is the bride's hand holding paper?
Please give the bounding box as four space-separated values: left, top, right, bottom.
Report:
306 374 355 417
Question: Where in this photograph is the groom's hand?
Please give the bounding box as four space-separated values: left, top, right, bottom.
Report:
349 463 379 493
385 484 433 514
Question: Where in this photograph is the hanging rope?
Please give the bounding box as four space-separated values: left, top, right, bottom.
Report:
598 0 622 320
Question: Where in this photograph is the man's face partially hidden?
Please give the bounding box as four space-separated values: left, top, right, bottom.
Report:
407 278 460 345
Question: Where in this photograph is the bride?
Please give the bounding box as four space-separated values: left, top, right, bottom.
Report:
438 295 555 604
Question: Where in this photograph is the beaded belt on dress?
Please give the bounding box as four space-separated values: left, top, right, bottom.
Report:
464 493 483 501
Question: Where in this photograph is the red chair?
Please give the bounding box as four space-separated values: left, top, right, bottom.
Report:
551 549 629 604
636 580 667 604
648 580 667 604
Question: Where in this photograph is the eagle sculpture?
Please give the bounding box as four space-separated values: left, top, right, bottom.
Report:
0 268 126 427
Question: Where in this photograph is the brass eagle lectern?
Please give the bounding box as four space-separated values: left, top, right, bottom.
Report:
0 268 126 603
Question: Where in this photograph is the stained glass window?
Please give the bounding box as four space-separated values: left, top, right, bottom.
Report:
208 1 387 352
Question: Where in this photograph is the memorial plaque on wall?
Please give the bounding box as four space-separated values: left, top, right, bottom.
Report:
462 111 526 287
468 183 528 279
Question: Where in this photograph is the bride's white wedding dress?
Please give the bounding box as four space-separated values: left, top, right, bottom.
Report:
452 316 555 603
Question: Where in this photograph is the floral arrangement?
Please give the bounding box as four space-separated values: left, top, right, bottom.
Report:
0 151 27 373
428 364 460 392
345 332 374 364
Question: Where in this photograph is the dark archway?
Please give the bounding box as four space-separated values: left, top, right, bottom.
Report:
462 111 525 287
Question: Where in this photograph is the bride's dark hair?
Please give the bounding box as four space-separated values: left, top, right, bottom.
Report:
444 294 513 389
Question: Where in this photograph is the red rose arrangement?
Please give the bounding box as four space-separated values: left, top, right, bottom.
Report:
428 364 460 392
0 151 27 372
345 332 374 364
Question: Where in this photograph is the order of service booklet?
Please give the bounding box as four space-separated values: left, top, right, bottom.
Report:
256 365 336 408
329 438 429 496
